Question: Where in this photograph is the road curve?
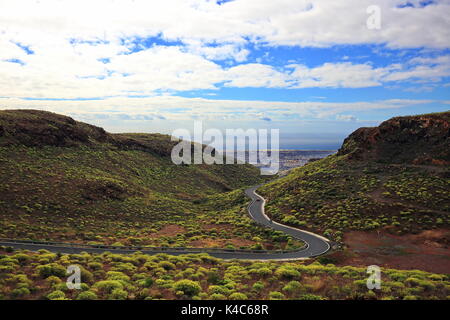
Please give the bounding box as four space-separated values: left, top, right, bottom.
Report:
0 185 330 260
244 185 330 258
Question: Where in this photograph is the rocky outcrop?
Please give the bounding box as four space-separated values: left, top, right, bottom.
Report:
337 112 450 165
0 109 206 158
0 109 112 147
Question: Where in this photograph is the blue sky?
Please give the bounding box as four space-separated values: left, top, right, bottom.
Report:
0 0 449 149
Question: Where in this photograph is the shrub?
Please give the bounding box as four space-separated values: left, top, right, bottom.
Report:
353 280 367 290
36 263 66 278
106 271 130 282
256 267 272 277
209 293 226 300
207 271 222 285
110 288 128 300
252 282 264 292
112 262 137 273
88 262 103 271
364 290 377 300
77 291 98 300
0 266 14 273
93 280 124 293
208 285 231 296
173 280 201 297
158 261 176 271
47 290 66 300
229 292 248 300
12 253 31 265
405 277 421 287
269 291 285 300
46 276 62 286
80 267 94 283
11 287 30 298
275 267 300 279
282 281 303 294
428 274 444 281
143 278 154 288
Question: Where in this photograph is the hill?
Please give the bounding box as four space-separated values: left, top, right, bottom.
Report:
338 111 450 165
0 110 297 250
259 111 450 272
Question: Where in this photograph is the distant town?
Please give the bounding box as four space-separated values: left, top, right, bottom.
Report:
225 150 336 173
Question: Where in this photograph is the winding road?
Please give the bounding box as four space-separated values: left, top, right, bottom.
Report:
0 185 330 260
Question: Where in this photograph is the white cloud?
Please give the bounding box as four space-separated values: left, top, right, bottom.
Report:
0 0 449 99
183 41 250 62
1 34 449 98
336 114 357 122
224 64 289 88
289 63 385 88
0 96 435 124
1 0 448 49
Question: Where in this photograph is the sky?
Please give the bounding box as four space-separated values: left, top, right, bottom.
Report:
0 0 449 149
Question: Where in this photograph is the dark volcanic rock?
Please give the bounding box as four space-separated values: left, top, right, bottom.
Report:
0 109 205 159
0 109 112 147
337 112 450 165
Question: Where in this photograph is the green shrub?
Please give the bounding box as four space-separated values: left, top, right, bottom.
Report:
88 262 103 271
110 288 128 300
158 261 176 271
46 276 62 286
255 267 272 277
405 277 421 287
36 263 66 278
252 281 264 292
11 287 30 298
47 290 66 300
229 292 248 300
12 254 32 265
282 281 303 294
275 267 300 279
106 271 130 282
143 278 154 288
173 279 201 297
269 291 285 300
77 291 98 300
208 285 231 296
207 271 222 285
209 293 226 300
93 280 124 293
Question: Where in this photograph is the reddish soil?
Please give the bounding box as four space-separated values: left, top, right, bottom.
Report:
202 224 234 232
335 229 450 274
150 224 186 237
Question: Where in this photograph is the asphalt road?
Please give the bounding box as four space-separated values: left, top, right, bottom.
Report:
244 185 330 258
0 185 330 260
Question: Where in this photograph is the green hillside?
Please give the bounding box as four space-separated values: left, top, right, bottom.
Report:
0 110 297 250
260 111 450 243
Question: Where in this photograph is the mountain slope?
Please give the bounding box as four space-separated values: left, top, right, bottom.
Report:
338 111 450 165
260 111 450 244
0 110 295 249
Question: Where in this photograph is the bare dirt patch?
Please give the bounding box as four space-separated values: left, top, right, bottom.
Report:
202 224 234 232
334 229 450 274
150 224 186 237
